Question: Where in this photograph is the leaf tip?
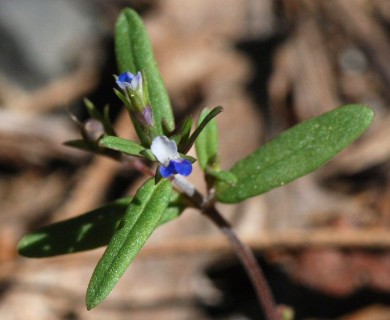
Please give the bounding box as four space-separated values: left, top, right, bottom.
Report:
16 237 27 256
86 288 100 311
362 104 375 121
347 103 375 123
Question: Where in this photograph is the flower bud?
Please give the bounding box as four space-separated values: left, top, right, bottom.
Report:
116 71 158 146
116 71 145 111
83 119 105 142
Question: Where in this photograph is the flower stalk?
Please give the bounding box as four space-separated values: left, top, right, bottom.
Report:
170 174 279 320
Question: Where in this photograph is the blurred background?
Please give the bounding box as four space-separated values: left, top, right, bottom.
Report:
1 0 390 319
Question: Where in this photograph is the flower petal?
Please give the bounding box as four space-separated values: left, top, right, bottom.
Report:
116 71 143 92
116 72 133 89
150 136 179 165
172 159 192 176
159 161 176 178
130 71 142 91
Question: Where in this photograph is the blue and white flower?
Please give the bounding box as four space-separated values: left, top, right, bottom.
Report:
116 71 143 93
151 136 192 178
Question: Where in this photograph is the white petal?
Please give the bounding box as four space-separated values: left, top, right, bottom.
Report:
130 71 142 91
150 136 179 165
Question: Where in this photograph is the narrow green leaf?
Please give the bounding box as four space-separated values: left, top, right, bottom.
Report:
84 98 102 121
17 193 185 258
173 117 193 147
181 154 197 163
103 105 116 136
18 197 133 258
115 8 174 134
182 106 223 154
195 107 220 170
216 104 374 203
64 139 119 160
113 88 129 106
64 139 99 153
99 136 145 157
86 178 172 310
158 193 186 225
139 148 156 161
207 169 237 186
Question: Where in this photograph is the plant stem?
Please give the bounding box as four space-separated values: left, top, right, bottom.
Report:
202 206 278 320
171 176 278 319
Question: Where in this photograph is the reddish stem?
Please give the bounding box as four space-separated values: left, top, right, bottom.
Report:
202 206 278 320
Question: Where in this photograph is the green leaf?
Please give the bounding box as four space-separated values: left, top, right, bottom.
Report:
86 178 172 310
195 107 220 170
139 148 157 161
173 117 193 147
159 192 186 225
84 98 102 121
64 139 120 160
113 88 129 106
216 104 374 203
207 169 237 186
17 193 185 258
99 136 145 157
18 197 133 258
115 8 174 134
181 154 197 163
182 106 223 154
64 139 99 153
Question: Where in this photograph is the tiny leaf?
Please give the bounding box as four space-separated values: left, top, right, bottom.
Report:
195 107 220 170
173 117 193 147
216 105 374 203
99 136 145 157
84 98 102 121
181 154 197 163
113 88 129 106
139 148 157 161
84 99 115 136
64 139 99 153
86 178 172 310
207 169 237 186
182 106 223 154
64 139 120 160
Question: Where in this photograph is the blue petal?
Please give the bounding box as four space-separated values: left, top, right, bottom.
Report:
118 72 133 83
159 161 176 178
172 159 192 176
117 72 134 89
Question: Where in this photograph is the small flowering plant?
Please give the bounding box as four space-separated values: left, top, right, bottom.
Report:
18 8 374 320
